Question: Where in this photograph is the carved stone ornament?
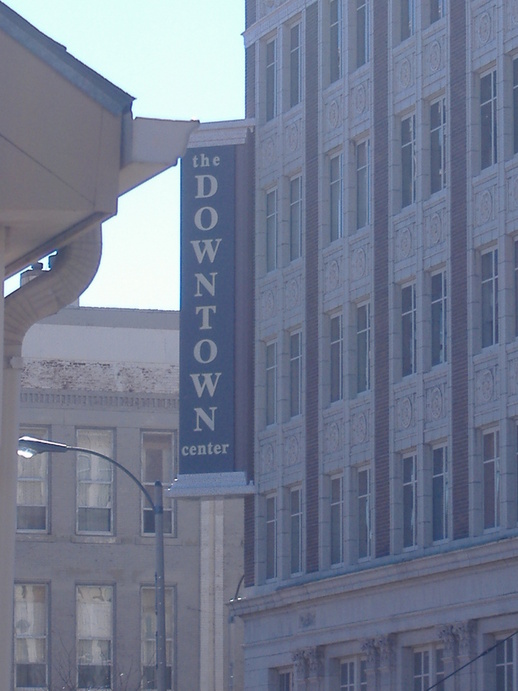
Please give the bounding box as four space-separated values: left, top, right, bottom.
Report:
399 57 412 89
428 385 443 421
477 11 492 46
398 396 413 430
352 411 368 445
328 99 341 129
477 368 495 404
428 211 442 246
285 434 299 466
287 122 300 153
285 277 300 309
326 258 341 292
261 443 275 473
354 82 367 115
325 420 340 453
478 188 493 225
262 288 276 319
352 246 367 280
428 39 441 73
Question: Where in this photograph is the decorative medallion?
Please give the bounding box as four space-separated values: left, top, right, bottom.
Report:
478 189 492 225
262 443 275 473
477 11 492 45
263 137 275 166
430 386 443 420
287 122 299 152
285 277 300 309
352 411 368 444
326 421 340 453
512 0 518 25
286 434 299 466
352 247 367 279
399 57 412 89
262 288 275 319
354 83 367 115
328 99 340 129
326 258 340 292
428 40 441 73
429 211 442 246
398 396 413 429
398 226 413 259
478 368 494 403
510 175 518 210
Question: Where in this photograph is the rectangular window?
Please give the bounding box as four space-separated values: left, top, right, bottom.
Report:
14 584 47 690
356 0 368 68
76 429 113 534
77 585 112 690
330 475 343 565
266 494 277 579
290 176 303 260
266 189 277 272
266 342 277 426
330 314 343 402
401 0 415 40
329 0 341 83
290 487 303 574
430 98 446 194
514 58 518 155
141 586 173 690
340 658 367 690
402 114 416 207
266 38 277 121
403 454 417 548
358 467 371 559
289 24 301 108
279 671 292 691
432 446 449 542
413 648 445 691
481 69 497 169
496 638 514 691
431 271 447 366
483 429 500 530
357 302 371 392
430 0 446 23
17 427 48 532
290 331 302 417
481 248 499 348
330 153 343 241
515 240 518 337
402 283 417 377
356 139 370 229
142 432 175 535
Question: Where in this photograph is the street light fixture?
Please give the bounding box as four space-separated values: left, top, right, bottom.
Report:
17 436 168 691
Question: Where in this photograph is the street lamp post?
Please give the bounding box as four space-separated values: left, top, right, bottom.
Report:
17 436 168 691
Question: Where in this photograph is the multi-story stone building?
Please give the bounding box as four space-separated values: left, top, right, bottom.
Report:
232 1 518 689
14 302 244 691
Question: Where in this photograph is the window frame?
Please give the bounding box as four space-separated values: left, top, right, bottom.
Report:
76 429 114 535
430 97 446 195
141 431 176 536
356 138 370 230
481 247 499 348
266 37 277 122
289 331 302 418
76 585 113 691
431 270 447 366
289 175 303 261
266 341 277 427
289 486 303 575
266 188 278 273
17 426 49 533
483 428 500 531
401 113 416 208
358 466 372 560
356 0 369 68
14 583 48 691
289 23 301 109
356 301 371 392
432 445 449 542
480 68 498 170
330 474 343 566
401 283 417 377
329 0 341 84
266 494 277 580
330 313 344 403
403 453 418 549
340 656 368 690
330 152 343 242
141 585 174 690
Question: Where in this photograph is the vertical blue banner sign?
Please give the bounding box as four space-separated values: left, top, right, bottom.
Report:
180 146 235 474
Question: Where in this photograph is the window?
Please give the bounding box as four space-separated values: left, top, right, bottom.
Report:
330 314 343 402
481 69 497 169
279 671 292 691
290 331 302 417
356 0 369 68
266 189 278 272
514 58 518 155
14 584 47 690
266 494 277 579
358 467 371 559
266 38 277 121
17 427 48 532
413 648 445 690
403 454 417 548
142 586 174 690
266 342 277 426
515 240 518 337
402 284 417 377
330 153 343 241
430 98 446 194
289 24 301 108
290 487 303 574
356 139 370 229
77 585 112 690
495 638 514 691
401 114 416 208
290 176 303 260
76 429 113 534
432 446 449 542
430 0 446 23
330 475 343 565
401 0 415 40
481 248 498 348
431 271 447 366
329 0 341 83
340 658 367 690
483 429 500 530
357 302 371 392
142 432 175 535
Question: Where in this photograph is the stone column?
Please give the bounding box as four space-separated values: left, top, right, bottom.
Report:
292 647 325 691
437 624 458 691
361 635 395 690
454 621 476 691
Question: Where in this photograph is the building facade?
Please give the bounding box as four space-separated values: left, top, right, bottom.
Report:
233 1 518 689
14 304 244 691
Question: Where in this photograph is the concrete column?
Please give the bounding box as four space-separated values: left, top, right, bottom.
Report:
454 621 476 691
292 647 324 691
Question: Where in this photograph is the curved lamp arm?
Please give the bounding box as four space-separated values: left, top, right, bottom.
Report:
18 435 156 509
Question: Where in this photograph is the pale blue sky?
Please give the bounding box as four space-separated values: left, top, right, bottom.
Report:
5 0 245 309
